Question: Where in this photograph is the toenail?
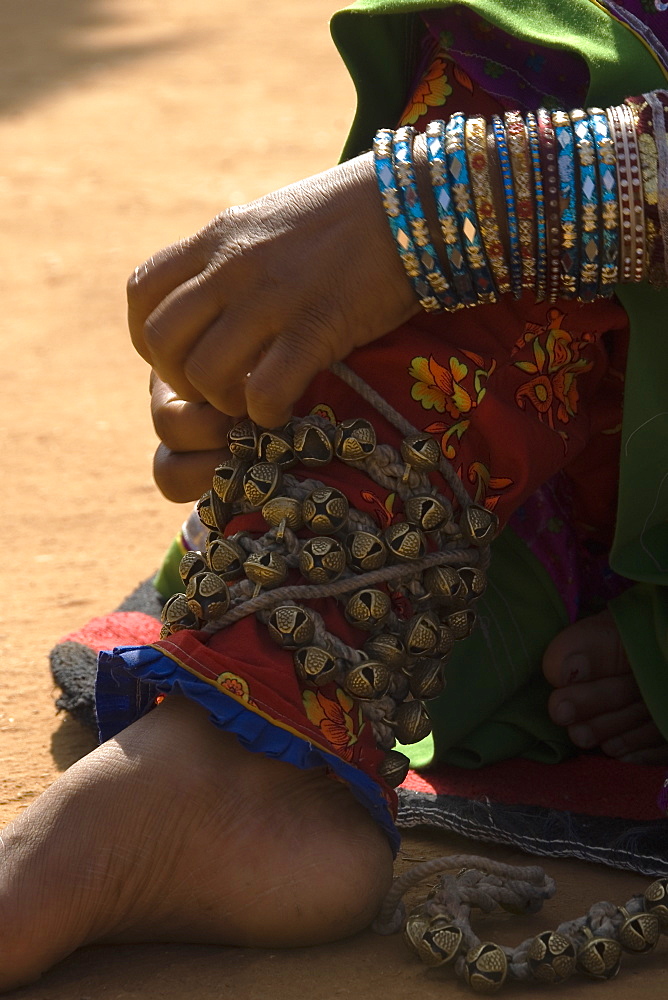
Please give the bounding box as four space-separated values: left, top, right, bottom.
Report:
560 653 589 687
569 724 596 749
552 700 576 725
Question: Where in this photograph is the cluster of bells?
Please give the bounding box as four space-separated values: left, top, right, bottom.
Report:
160 416 497 788
403 877 668 994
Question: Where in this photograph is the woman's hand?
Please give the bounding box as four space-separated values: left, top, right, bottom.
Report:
150 371 233 502
128 153 420 430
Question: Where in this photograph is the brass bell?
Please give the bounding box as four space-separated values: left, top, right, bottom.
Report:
196 491 218 530
423 565 464 604
267 604 316 649
333 417 377 462
184 575 223 624
262 496 304 538
576 929 622 980
384 522 426 561
257 426 297 469
644 878 668 932
206 534 246 580
393 700 432 744
293 645 338 686
404 905 431 953
458 565 487 602
292 422 334 467
527 931 576 984
400 433 441 473
213 458 248 503
404 494 453 533
363 632 409 671
185 571 230 621
342 660 390 700
302 486 349 535
460 504 499 546
243 462 282 507
417 916 464 966
379 746 413 788
160 592 200 632
345 530 388 573
298 536 347 584
227 418 258 461
463 942 508 994
434 624 455 658
179 550 208 583
403 612 440 658
378 749 411 788
409 658 446 700
441 607 477 639
617 907 660 953
243 551 288 592
344 588 392 631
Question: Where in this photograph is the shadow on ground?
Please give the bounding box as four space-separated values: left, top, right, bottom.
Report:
0 0 178 115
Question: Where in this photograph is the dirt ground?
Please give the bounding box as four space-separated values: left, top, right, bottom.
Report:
0 1 665 997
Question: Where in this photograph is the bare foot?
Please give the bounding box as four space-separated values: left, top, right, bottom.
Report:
542 609 668 764
0 695 392 993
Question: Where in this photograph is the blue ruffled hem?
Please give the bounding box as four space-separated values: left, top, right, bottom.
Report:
96 644 400 855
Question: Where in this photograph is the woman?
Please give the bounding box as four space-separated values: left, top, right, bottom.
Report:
2 0 667 992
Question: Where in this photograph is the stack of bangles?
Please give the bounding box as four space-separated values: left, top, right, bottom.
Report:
373 92 668 309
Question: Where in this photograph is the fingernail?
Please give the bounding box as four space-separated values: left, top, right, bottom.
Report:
552 700 575 725
569 724 596 749
560 653 590 687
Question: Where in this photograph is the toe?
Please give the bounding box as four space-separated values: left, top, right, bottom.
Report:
542 609 629 688
565 700 650 750
548 673 641 729
601 720 668 763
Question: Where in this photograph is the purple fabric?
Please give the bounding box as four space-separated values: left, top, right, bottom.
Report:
509 474 632 624
597 1 668 75
420 4 590 111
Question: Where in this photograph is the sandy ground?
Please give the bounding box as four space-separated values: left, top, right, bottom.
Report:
0 1 665 996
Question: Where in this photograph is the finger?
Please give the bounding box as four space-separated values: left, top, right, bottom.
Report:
151 377 234 452
183 306 279 417
244 312 343 428
153 443 227 503
142 264 236 400
128 235 213 362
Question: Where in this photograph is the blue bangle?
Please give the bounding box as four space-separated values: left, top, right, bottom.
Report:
551 110 579 299
525 112 548 302
491 116 523 299
425 120 476 306
373 128 443 312
444 114 497 304
391 126 460 311
588 107 620 295
571 110 601 302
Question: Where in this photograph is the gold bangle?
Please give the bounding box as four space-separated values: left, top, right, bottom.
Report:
464 116 511 295
504 110 536 292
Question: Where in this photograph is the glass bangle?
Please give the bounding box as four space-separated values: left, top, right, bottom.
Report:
492 115 523 299
552 110 579 298
425 120 477 305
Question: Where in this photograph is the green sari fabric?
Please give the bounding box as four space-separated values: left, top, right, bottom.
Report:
330 0 668 765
